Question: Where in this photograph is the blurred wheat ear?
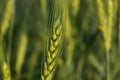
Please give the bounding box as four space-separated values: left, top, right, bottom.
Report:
41 0 65 80
96 0 118 80
2 62 11 80
0 0 14 37
0 0 15 80
15 30 28 75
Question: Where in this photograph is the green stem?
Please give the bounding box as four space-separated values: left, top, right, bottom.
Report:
106 50 110 80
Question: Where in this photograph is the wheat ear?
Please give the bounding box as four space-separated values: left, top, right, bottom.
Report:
15 31 28 74
0 39 11 80
0 0 14 37
96 0 117 80
41 1 64 80
0 0 15 80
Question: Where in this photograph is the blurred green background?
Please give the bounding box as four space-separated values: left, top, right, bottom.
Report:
0 0 119 80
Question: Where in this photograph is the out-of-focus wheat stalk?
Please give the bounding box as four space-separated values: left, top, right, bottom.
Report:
96 0 118 80
0 0 14 37
15 31 28 74
118 1 120 79
0 0 15 80
64 1 73 67
0 39 11 80
118 1 120 62
70 0 80 16
41 0 47 16
41 0 65 80
2 62 11 80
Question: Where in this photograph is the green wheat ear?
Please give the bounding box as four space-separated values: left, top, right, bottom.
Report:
41 0 65 80
96 0 118 80
0 0 15 80
96 0 117 51
15 31 28 74
0 0 14 37
0 39 11 80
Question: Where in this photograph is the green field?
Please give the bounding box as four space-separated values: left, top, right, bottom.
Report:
0 0 119 80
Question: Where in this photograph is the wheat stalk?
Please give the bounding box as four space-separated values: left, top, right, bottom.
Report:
41 1 65 80
118 1 120 66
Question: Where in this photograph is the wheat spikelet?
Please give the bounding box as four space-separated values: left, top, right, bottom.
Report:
41 0 65 80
